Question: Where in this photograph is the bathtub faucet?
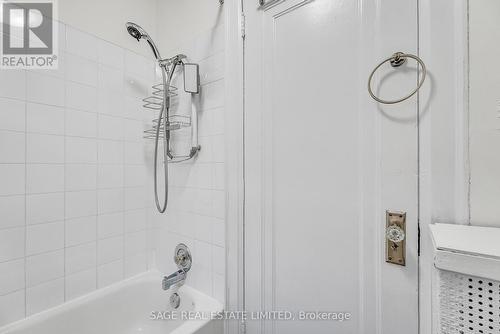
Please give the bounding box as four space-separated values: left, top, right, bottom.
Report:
162 244 192 291
162 269 187 290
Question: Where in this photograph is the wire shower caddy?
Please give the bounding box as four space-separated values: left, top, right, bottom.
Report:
142 80 200 163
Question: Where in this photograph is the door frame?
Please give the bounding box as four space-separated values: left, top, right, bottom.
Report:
224 0 245 333
418 0 470 333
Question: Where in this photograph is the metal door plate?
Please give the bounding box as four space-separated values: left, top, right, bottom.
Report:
386 210 406 266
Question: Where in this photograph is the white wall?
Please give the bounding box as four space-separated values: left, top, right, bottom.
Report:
58 0 158 58
469 0 500 227
155 0 224 56
148 22 226 303
0 23 155 326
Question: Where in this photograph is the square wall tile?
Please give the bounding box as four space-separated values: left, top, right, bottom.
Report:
65 164 97 191
0 196 25 230
97 188 123 214
212 108 225 136
122 96 142 120
26 193 64 225
65 190 97 219
66 26 98 61
26 221 64 255
212 135 225 163
98 115 123 141
65 53 98 87
65 81 97 112
98 140 123 164
124 52 154 80
97 236 123 265
122 119 143 142
213 246 225 276
0 97 25 132
213 163 225 190
124 231 146 257
190 266 212 297
0 227 25 262
97 212 123 239
124 142 145 164
212 219 225 247
124 187 147 211
0 164 25 196
199 79 224 111
27 164 65 194
97 260 123 288
194 215 212 243
65 268 96 300
0 70 26 100
0 259 25 295
26 72 65 107
98 40 124 69
194 240 212 272
124 165 146 187
0 290 25 327
0 131 25 163
124 209 146 233
124 252 147 278
65 242 97 274
65 137 97 164
26 278 64 316
65 216 97 247
199 54 224 85
213 273 225 303
213 190 225 219
98 65 123 92
97 91 124 117
123 74 150 98
26 250 64 287
27 103 65 135
97 164 123 189
27 134 64 164
65 109 98 138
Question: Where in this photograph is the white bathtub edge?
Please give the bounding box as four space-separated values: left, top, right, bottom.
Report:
0 270 223 334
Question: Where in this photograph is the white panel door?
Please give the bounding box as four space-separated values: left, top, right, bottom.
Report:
244 0 419 333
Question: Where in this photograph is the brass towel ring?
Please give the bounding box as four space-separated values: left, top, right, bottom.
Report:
368 52 426 105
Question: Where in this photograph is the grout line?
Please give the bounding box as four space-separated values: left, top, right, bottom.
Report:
62 53 67 303
95 106 100 290
122 119 127 278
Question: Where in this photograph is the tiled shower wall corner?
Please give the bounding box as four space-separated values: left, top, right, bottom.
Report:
0 21 155 326
149 22 225 303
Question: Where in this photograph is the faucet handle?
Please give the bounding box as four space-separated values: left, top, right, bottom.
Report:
174 244 192 272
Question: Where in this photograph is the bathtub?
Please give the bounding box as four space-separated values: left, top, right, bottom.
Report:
0 271 223 334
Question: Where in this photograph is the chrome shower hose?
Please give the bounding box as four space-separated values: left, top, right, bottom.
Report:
153 62 178 213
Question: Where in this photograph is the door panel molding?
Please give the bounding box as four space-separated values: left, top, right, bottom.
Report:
244 0 419 333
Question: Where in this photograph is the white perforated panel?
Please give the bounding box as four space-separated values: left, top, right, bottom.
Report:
439 270 500 334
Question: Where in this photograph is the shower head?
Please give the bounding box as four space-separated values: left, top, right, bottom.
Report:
126 22 143 41
125 22 161 60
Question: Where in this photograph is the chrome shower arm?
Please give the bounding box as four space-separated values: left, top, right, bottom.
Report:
158 54 187 69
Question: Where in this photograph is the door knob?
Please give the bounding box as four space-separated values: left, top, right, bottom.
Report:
386 225 405 243
386 211 406 266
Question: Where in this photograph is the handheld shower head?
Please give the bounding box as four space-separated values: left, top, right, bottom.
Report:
125 22 161 60
126 25 142 41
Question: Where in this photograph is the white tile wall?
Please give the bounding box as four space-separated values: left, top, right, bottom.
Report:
149 23 226 303
0 23 154 326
